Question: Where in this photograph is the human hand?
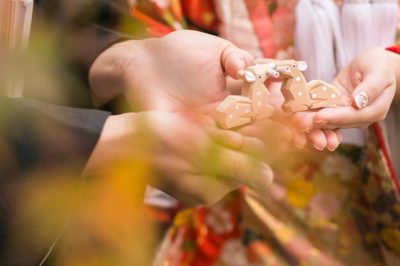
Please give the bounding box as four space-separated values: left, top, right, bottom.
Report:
268 82 342 151
84 111 273 206
312 47 396 129
91 30 296 159
90 30 254 115
90 30 339 153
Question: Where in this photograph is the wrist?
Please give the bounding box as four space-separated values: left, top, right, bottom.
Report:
83 113 138 175
89 40 149 107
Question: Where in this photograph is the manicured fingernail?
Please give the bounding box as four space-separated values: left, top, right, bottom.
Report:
327 146 337 152
354 91 369 109
314 144 324 151
314 120 327 126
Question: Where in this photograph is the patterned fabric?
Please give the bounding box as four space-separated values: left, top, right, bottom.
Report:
154 140 400 265
130 1 400 265
130 0 296 58
130 0 217 36
215 0 297 59
213 0 264 58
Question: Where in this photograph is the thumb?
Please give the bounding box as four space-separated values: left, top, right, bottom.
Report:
352 70 392 109
221 43 254 79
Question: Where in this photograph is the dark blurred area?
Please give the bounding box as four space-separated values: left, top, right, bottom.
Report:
25 0 146 110
0 1 153 265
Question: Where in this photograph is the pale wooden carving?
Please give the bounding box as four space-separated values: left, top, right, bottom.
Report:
256 59 341 112
214 95 252 129
215 59 340 129
215 64 276 129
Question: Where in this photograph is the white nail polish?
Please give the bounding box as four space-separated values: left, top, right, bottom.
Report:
355 91 369 109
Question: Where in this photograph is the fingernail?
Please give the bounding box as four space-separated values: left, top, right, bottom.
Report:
354 91 369 109
327 145 337 152
314 120 327 126
313 144 324 151
260 164 273 187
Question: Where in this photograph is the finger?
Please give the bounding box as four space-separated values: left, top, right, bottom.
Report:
293 132 307 149
217 148 274 191
243 137 285 164
153 153 193 178
324 130 340 151
347 66 363 89
313 106 371 128
221 44 254 79
352 70 394 109
151 155 224 206
268 82 286 109
158 145 274 204
163 148 274 205
207 127 244 150
238 120 292 143
314 85 394 128
291 111 316 132
262 120 293 143
315 122 369 130
238 120 293 159
240 137 269 157
331 79 353 106
207 127 268 157
226 76 243 94
307 129 327 150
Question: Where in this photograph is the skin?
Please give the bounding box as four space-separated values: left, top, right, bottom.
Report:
89 31 253 112
87 31 282 204
89 30 341 153
83 111 274 206
267 81 342 151
296 47 399 131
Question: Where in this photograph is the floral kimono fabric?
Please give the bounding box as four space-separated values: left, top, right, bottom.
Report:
154 129 400 265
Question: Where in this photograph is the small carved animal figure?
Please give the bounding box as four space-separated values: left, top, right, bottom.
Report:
256 59 341 112
214 95 252 129
214 64 277 129
238 64 276 118
215 59 341 129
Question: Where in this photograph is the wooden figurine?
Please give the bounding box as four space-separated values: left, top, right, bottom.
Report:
238 64 276 118
214 64 277 129
0 0 34 97
215 59 341 129
256 59 341 112
214 95 252 129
